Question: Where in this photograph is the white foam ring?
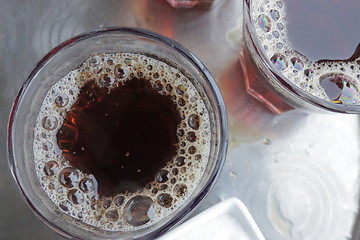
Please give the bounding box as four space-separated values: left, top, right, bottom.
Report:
252 0 360 103
33 53 211 231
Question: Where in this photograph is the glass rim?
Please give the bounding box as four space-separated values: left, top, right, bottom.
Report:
244 0 360 113
7 27 228 239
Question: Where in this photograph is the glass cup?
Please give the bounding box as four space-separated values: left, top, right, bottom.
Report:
7 27 228 239
240 0 360 114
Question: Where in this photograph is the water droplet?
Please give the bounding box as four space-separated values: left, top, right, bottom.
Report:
114 65 127 78
42 116 58 130
291 57 304 70
67 189 84 204
157 193 173 208
156 170 170 183
304 69 315 78
188 114 200 130
270 10 280 21
99 74 114 87
55 94 69 108
106 210 119 222
59 167 79 188
44 161 59 176
271 54 288 71
79 177 95 193
174 184 188 197
125 196 155 226
257 14 271 32
175 156 187 167
186 131 196 142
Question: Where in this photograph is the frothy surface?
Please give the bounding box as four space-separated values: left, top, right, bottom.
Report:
251 0 360 104
33 53 211 231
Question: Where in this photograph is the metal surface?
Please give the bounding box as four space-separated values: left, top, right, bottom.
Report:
0 0 359 239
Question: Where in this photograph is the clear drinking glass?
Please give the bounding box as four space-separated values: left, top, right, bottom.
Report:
240 0 360 114
7 27 228 239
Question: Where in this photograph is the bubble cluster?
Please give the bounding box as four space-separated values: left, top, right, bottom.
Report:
33 53 211 231
252 0 360 103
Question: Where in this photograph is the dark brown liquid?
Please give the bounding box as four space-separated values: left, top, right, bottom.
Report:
57 78 181 196
286 0 360 62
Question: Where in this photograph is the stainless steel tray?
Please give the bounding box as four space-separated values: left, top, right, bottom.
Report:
1 1 359 239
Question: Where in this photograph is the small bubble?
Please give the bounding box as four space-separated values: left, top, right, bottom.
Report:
55 94 69 108
178 98 185 106
103 199 112 209
67 189 84 204
153 80 163 91
114 65 127 78
276 1 283 8
188 114 200 130
114 196 125 206
175 156 187 167
107 59 114 65
271 54 287 71
153 72 160 79
125 196 155 226
177 129 185 137
304 69 315 78
188 146 197 154
156 170 170 183
277 22 284 31
160 184 168 190
59 200 72 211
124 58 133 66
42 116 58 130
59 167 79 188
172 168 179 175
272 31 280 38
195 154 202 161
174 184 187 197
166 84 173 92
42 141 53 151
291 57 304 70
170 178 176 184
94 67 102 74
270 9 280 21
176 85 186 95
99 74 114 87
157 193 173 208
152 188 158 194
44 161 59 176
106 210 119 222
186 131 196 142
147 65 153 70
276 42 283 49
257 14 271 32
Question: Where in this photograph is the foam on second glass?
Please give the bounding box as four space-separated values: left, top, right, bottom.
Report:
33 53 211 231
252 0 360 105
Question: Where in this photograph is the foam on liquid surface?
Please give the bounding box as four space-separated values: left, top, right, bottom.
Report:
251 0 360 105
33 53 211 231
